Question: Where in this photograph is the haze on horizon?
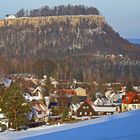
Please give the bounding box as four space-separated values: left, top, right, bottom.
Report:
0 0 140 38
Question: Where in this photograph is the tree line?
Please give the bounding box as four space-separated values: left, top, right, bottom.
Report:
16 5 100 17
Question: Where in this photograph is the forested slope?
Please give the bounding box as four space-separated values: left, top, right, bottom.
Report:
0 5 140 83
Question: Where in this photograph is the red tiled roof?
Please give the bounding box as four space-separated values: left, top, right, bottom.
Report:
55 89 76 95
122 92 137 104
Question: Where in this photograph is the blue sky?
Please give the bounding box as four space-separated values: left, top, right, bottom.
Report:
0 0 140 38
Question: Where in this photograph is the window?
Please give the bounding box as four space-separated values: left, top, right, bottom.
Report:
83 106 86 109
132 105 136 109
89 112 92 116
38 111 42 114
80 112 82 115
87 106 89 109
85 112 87 116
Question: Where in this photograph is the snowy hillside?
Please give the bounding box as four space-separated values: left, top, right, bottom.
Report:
1 110 140 140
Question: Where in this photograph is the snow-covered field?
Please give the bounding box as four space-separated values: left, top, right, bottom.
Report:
1 110 140 140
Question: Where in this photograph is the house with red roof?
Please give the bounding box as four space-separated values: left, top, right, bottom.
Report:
122 92 140 112
55 89 77 96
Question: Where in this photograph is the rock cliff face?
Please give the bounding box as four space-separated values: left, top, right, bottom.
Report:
0 15 105 27
0 15 107 59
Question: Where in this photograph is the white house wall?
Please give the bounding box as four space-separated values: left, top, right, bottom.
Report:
122 104 140 112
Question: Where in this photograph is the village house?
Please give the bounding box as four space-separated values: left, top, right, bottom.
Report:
74 87 87 96
76 100 98 117
69 103 81 116
70 99 118 117
33 86 44 100
122 92 140 112
5 14 16 19
0 109 8 129
23 86 44 102
94 93 112 106
93 105 118 115
109 92 123 105
31 101 50 122
54 89 77 97
105 90 124 105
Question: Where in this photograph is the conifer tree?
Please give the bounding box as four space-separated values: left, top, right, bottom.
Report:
71 94 79 105
126 81 135 92
44 77 54 95
0 83 31 131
